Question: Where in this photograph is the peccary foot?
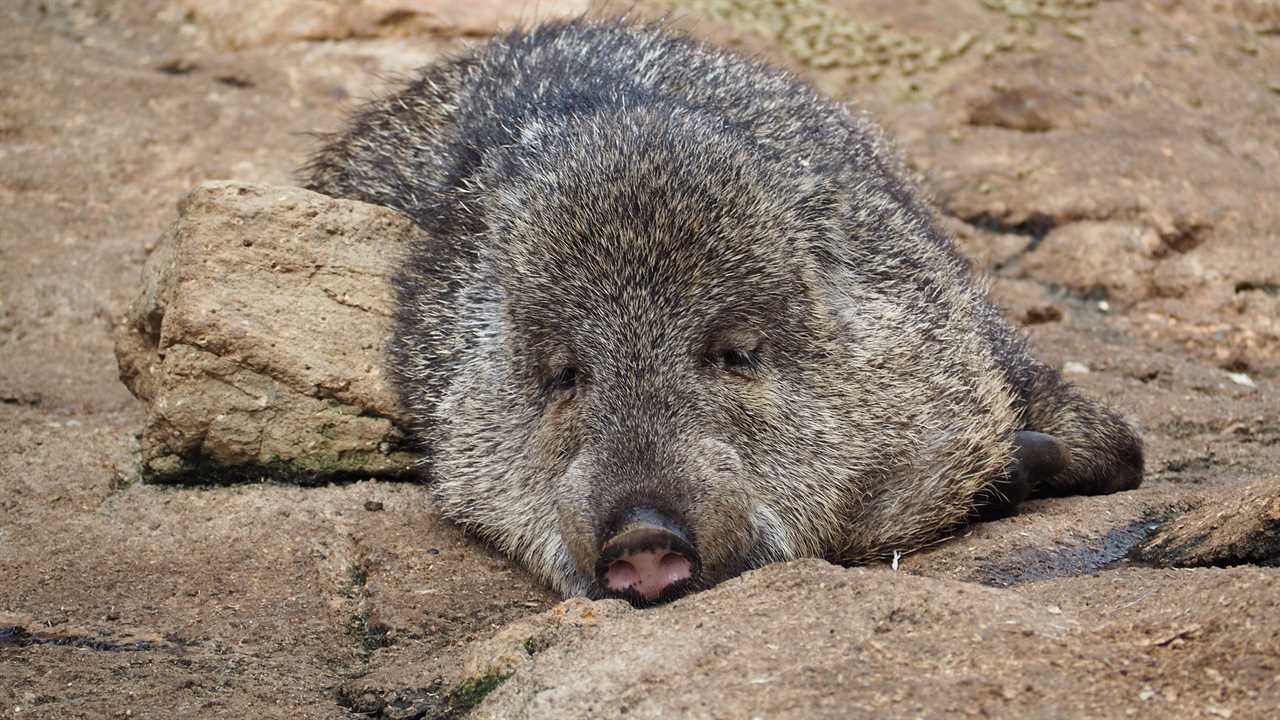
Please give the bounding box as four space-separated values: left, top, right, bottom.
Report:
970 431 1072 522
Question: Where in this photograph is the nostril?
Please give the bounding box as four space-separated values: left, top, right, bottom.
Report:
606 558 639 590
658 551 691 586
604 549 692 600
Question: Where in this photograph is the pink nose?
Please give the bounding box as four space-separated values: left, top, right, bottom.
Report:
596 508 699 602
605 549 693 600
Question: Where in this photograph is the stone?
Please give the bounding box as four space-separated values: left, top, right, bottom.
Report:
898 486 1202 587
115 181 419 483
464 560 1280 719
1014 221 1157 306
179 0 591 49
1134 480 1280 568
966 85 1074 133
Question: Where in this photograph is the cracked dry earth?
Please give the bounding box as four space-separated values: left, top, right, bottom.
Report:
2 1 1279 718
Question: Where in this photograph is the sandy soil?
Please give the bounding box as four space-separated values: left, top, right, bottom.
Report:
2 1 1277 718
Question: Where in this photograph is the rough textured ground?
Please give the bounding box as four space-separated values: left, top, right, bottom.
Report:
2 1 1277 718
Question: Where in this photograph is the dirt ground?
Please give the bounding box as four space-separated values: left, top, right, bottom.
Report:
1 1 1277 718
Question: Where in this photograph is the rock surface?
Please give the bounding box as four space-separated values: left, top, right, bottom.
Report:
179 0 590 50
898 484 1202 587
2 0 1279 718
463 561 1280 719
115 181 419 482
1135 480 1280 568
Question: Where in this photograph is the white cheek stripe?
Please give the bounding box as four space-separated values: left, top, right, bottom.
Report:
751 503 795 562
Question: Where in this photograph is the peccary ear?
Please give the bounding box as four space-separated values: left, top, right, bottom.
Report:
970 431 1072 522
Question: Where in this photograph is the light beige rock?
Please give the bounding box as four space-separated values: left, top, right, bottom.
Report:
180 0 591 49
966 85 1076 133
1015 221 1157 306
115 181 419 482
465 560 1280 720
460 597 635 678
898 485 1203 586
1135 479 1280 568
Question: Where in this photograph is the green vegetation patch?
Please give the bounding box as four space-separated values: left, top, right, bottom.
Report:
660 0 1101 83
443 671 512 718
346 610 392 657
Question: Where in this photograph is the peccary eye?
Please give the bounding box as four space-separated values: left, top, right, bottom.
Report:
548 367 579 393
716 347 762 378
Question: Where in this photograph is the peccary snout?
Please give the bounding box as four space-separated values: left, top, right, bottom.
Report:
596 507 699 602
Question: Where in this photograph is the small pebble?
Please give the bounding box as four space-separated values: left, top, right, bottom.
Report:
363 500 384 512
1063 361 1090 375
1227 372 1255 388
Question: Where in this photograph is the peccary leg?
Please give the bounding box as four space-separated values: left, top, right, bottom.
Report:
970 431 1070 521
1018 363 1144 498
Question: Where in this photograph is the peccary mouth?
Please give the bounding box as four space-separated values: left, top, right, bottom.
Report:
597 577 701 607
592 507 703 606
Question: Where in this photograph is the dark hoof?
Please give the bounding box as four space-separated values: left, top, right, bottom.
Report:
970 431 1072 522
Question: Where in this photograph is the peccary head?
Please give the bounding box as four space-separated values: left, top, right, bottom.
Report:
392 106 1013 603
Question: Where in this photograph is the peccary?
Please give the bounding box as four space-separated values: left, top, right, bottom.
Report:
305 18 1143 603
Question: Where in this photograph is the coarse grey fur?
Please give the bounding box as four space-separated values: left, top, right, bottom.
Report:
304 18 1143 599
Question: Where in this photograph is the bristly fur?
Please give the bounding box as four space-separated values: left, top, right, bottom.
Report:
303 17 1144 598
